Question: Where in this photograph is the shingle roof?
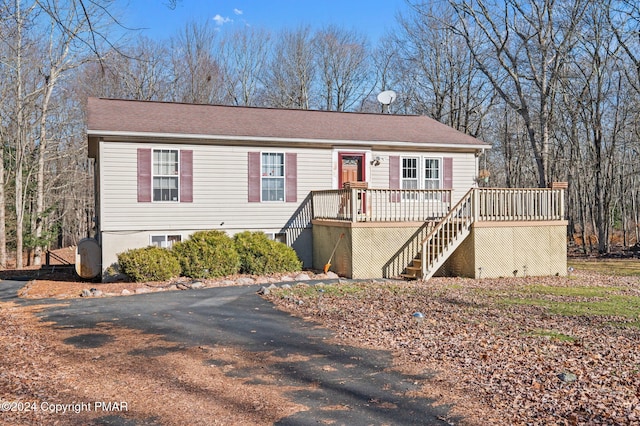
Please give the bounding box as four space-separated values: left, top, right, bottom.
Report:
87 98 489 149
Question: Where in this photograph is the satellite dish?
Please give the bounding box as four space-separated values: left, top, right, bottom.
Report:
377 90 397 105
377 90 397 113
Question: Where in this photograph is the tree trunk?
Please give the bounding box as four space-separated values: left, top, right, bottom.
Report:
14 0 25 269
33 75 55 266
0 137 6 268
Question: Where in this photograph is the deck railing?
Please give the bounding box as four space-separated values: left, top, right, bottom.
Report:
311 188 452 222
421 188 475 279
416 187 565 280
475 188 565 221
311 187 565 223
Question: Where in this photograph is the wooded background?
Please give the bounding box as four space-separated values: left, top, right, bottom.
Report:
1 0 639 268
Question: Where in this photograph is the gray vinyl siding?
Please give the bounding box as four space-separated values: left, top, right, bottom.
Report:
99 141 332 232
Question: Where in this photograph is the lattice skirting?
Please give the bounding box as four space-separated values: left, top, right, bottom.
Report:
448 223 567 278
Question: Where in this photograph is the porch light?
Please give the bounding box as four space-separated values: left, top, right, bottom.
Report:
370 156 382 166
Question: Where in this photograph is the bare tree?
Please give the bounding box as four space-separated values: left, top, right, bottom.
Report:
169 20 223 104
555 2 630 253
31 0 108 265
262 26 315 109
1 0 124 267
312 25 372 111
0 111 7 268
608 0 640 92
445 0 589 188
392 3 491 134
217 27 271 106
0 1 12 267
4 0 39 268
77 50 165 101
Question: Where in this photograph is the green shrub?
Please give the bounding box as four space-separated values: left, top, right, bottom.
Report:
172 230 240 279
234 231 302 275
117 246 181 282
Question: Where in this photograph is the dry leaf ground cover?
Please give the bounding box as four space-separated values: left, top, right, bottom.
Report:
265 271 640 425
0 301 306 426
2 257 640 425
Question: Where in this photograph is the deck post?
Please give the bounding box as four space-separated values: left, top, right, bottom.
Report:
472 188 479 221
351 189 358 223
421 243 427 280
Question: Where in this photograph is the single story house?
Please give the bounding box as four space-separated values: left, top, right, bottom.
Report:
86 97 567 280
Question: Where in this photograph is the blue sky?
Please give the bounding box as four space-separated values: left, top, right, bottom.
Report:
120 0 410 43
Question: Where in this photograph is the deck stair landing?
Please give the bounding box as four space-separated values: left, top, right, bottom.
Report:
402 188 475 280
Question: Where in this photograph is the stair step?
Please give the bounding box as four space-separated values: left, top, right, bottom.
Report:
400 189 475 282
402 265 422 280
400 273 419 280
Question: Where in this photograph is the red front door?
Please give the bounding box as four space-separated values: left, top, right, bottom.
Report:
338 153 367 216
338 153 365 187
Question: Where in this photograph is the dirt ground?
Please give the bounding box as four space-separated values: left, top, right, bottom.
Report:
2 252 640 425
265 273 640 425
0 264 482 425
0 301 307 425
0 249 322 425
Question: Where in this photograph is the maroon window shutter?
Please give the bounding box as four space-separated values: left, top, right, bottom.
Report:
443 157 453 189
389 155 400 202
389 156 400 188
180 150 193 203
248 152 261 202
137 148 152 202
285 153 297 202
443 157 453 203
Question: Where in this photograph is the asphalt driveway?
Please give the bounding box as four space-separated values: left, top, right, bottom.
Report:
2 280 457 425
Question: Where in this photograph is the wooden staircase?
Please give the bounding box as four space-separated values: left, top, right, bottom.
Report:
402 188 476 280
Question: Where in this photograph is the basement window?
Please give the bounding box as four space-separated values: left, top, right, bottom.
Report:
266 232 287 244
151 234 182 249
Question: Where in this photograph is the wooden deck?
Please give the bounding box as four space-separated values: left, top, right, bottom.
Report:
311 188 452 222
311 187 567 280
311 187 564 223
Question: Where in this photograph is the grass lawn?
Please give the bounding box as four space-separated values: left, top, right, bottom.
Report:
569 257 640 276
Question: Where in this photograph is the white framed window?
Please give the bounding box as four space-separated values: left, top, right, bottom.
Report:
424 158 441 189
261 152 285 201
401 156 442 192
265 232 288 244
401 157 419 190
151 234 182 248
153 149 179 202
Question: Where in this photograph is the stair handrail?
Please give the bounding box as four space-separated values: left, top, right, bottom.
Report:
420 188 476 279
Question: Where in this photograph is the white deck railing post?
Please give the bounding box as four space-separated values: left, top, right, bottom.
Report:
473 188 479 221
350 189 357 223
